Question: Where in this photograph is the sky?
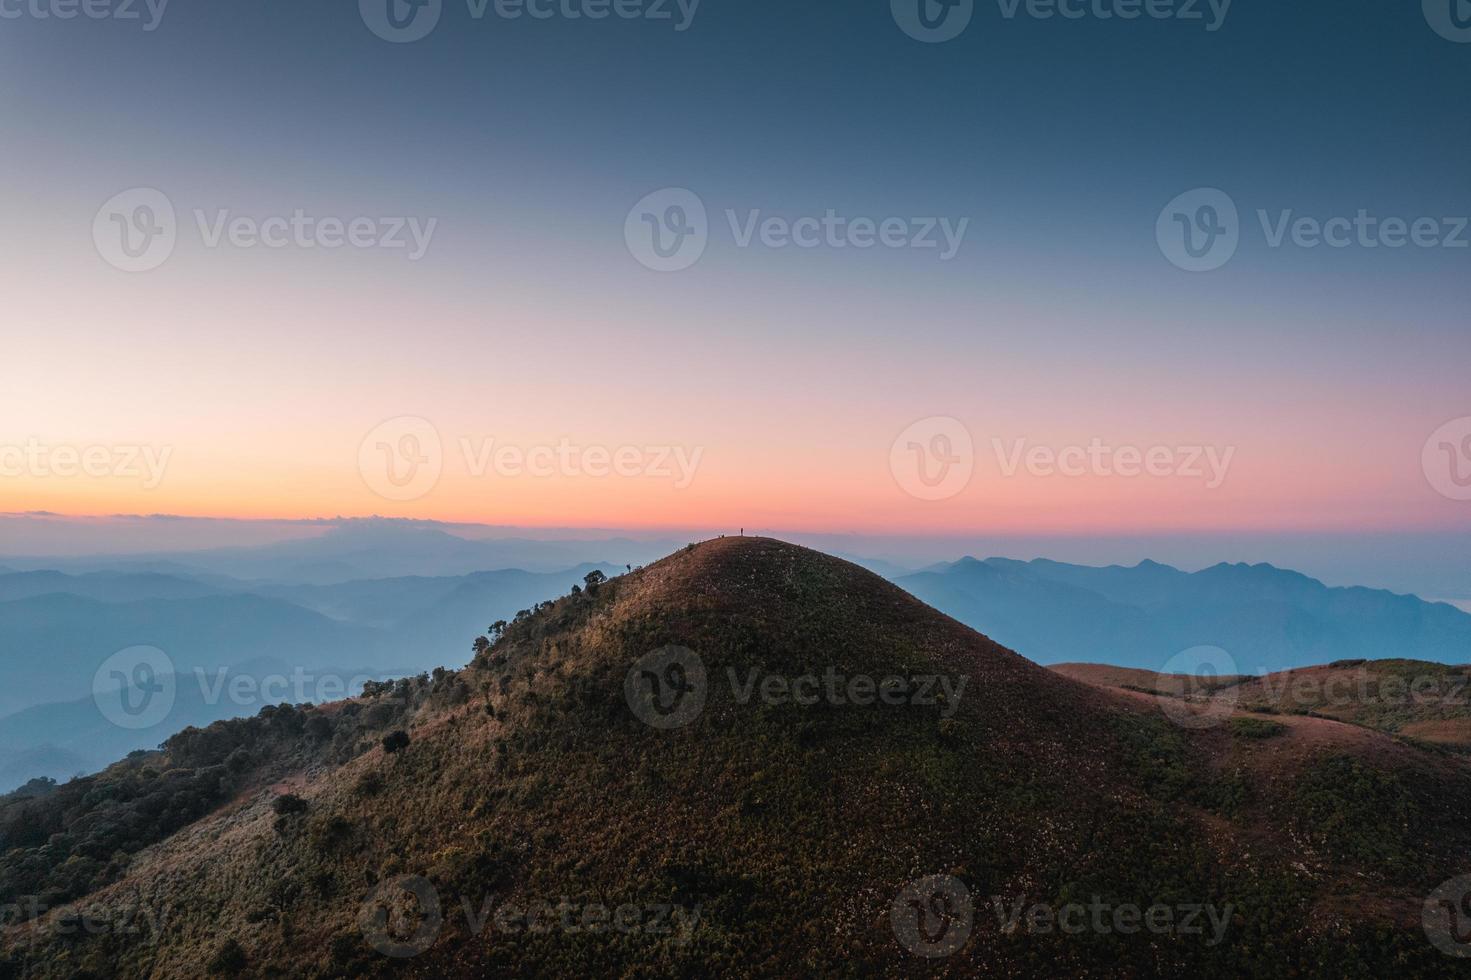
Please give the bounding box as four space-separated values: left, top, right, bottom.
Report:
2 0 1469 541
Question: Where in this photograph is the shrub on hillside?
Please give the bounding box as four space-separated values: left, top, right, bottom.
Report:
206 938 247 975
1229 717 1287 739
272 794 308 817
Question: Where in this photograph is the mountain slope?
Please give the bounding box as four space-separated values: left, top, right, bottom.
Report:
1054 659 1471 750
3 539 1469 977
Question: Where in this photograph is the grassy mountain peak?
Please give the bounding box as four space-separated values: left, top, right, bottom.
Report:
3 538 1470 977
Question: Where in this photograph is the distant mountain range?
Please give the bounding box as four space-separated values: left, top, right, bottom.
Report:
4 521 1469 793
0 519 678 583
898 557 1471 674
0 549 623 790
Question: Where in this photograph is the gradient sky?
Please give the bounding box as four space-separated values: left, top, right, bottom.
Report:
2 0 1468 535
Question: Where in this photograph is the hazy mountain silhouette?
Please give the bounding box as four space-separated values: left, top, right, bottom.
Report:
0 593 383 717
899 557 1471 673
0 570 223 603
0 657 401 788
1 520 676 584
0 564 622 790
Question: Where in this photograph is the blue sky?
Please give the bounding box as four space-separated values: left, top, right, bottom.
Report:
1 0 1468 555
